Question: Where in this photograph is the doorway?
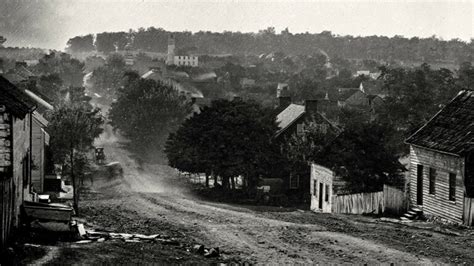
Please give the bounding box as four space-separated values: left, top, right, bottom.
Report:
417 164 423 205
319 183 324 209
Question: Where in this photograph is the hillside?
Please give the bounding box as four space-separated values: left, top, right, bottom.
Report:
66 27 473 65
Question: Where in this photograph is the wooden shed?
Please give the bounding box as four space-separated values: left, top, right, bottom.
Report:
405 90 474 225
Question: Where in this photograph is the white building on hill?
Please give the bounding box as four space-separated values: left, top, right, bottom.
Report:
166 35 198 67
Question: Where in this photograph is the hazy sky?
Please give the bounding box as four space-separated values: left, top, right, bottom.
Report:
0 0 472 50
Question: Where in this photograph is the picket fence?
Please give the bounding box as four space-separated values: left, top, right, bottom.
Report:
332 185 407 215
332 191 384 214
463 197 474 226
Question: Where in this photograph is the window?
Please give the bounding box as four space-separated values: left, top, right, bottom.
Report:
313 180 317 196
325 184 330 202
290 174 299 189
296 123 304 136
429 168 436 194
22 155 29 188
449 173 456 201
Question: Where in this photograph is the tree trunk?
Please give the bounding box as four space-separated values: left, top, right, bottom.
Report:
205 173 209 188
231 176 236 190
70 148 79 215
222 176 230 190
213 171 217 187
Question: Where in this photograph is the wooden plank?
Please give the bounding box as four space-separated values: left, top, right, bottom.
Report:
333 191 383 215
463 197 474 226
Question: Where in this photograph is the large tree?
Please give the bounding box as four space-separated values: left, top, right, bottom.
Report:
377 64 463 155
33 52 85 87
165 99 283 191
48 103 104 213
109 75 191 160
89 54 127 99
321 121 405 193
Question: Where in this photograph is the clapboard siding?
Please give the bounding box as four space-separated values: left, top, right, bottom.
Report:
409 146 465 223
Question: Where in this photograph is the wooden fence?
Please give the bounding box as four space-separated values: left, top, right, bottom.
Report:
383 185 408 216
0 177 14 249
332 191 384 214
463 197 474 226
332 185 408 216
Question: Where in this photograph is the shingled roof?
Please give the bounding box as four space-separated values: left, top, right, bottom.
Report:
0 75 36 118
276 104 306 136
406 90 474 155
275 103 341 138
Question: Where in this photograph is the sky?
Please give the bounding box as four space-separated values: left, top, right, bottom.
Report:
0 0 472 50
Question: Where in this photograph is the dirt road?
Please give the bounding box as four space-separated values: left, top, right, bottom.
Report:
46 126 471 265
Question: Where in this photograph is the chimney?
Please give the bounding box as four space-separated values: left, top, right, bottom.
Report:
305 99 318 114
277 83 291 109
278 96 291 109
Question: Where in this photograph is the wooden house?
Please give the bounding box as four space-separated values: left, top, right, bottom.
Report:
405 90 474 225
310 163 334 212
274 97 340 203
310 163 352 213
0 76 36 248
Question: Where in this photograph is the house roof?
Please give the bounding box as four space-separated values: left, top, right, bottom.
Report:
0 75 36 118
275 103 341 138
141 70 159 79
276 104 305 136
24 89 54 111
406 90 474 155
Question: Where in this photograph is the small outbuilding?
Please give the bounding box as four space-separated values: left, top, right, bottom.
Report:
405 90 474 225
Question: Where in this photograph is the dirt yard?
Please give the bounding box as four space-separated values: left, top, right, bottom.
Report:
18 126 474 265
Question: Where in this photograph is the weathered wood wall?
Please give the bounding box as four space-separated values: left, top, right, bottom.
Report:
463 197 474 226
0 177 14 249
332 191 384 214
383 185 408 216
31 117 45 193
409 146 465 223
310 163 333 213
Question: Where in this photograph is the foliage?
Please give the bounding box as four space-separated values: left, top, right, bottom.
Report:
33 52 85 87
165 99 283 190
377 64 463 143
89 54 127 98
48 103 103 163
66 34 95 53
109 75 191 158
322 121 405 193
457 62 474 89
47 101 104 212
283 123 339 164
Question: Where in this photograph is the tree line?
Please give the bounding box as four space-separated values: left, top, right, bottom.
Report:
67 27 473 64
